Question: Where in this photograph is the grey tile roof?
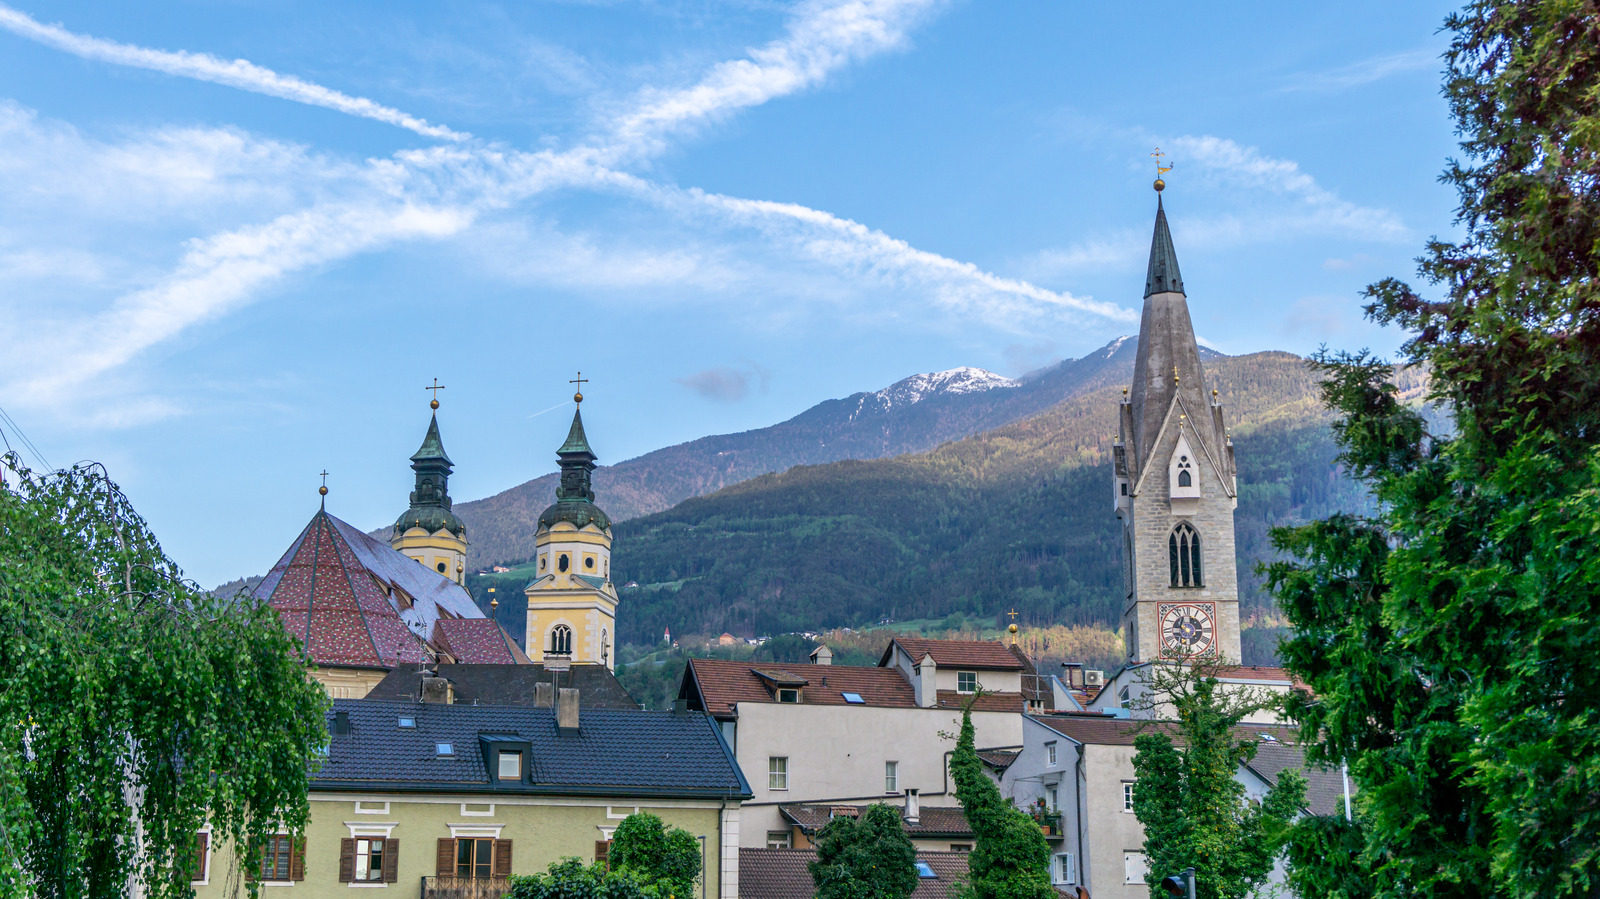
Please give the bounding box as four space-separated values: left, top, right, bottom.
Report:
779 804 972 838
1244 741 1351 819
317 699 749 799
366 663 640 709
740 849 969 899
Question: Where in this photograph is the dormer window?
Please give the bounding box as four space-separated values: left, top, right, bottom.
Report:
498 750 522 781
778 688 801 703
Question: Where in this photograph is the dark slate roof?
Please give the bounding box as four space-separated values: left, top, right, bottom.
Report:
881 638 1024 671
318 699 749 799
976 749 1020 771
1244 741 1351 818
683 659 916 717
780 804 973 838
1032 713 1298 748
366 663 639 709
254 510 510 670
1144 195 1185 299
739 849 968 899
410 413 453 464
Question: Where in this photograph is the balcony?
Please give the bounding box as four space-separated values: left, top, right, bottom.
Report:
420 876 512 899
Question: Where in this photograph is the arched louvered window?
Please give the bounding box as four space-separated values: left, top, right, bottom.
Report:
1178 469 1192 487
1169 523 1203 587
550 624 573 655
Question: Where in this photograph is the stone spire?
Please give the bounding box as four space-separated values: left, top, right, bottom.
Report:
1125 193 1219 478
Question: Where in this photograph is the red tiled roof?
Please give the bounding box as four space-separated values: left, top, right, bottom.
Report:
780 804 972 837
434 619 533 665
739 849 968 899
684 659 915 717
977 749 1020 770
882 638 1025 671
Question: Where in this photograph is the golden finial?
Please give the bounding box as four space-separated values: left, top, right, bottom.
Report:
1152 147 1173 192
1212 388 1218 397
1173 365 1180 384
425 378 446 410
488 585 497 610
318 470 329 500
570 372 589 405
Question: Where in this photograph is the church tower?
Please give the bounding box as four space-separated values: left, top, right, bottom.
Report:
1112 182 1242 664
525 389 618 670
392 396 469 584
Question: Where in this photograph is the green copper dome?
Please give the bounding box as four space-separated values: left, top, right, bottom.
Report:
393 412 466 538
537 406 612 531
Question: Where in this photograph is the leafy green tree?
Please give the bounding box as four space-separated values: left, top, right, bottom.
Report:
508 858 654 899
1264 1 1600 896
609 812 701 899
0 455 329 899
1129 661 1305 899
808 803 918 899
950 704 1053 899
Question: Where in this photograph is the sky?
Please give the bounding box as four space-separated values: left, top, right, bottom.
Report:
0 0 1463 587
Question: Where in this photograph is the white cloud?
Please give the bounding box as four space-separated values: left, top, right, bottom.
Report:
0 3 468 141
1279 48 1437 93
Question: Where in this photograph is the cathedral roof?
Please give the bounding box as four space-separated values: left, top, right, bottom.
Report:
394 411 465 538
1144 196 1185 298
557 406 596 458
256 509 515 669
538 406 612 531
410 413 453 465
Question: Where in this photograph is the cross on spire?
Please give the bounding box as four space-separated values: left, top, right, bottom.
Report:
570 372 588 404
425 378 446 410
1151 147 1173 178
318 469 329 505
1007 609 1019 623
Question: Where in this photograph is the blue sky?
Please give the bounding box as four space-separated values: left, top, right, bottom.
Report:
0 0 1461 586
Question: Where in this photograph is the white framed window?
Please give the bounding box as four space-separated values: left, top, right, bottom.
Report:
1046 784 1058 812
353 838 386 882
778 688 801 703
885 761 898 793
957 671 978 693
1046 741 1057 766
1053 853 1076 885
498 751 522 781
769 756 788 791
1123 780 1136 812
766 831 791 849
1124 851 1148 885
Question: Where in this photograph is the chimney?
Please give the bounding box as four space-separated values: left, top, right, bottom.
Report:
534 681 555 708
557 688 580 734
903 788 920 825
916 654 938 708
810 645 833 666
421 673 454 704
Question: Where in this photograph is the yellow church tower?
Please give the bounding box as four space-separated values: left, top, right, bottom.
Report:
391 390 469 585
525 384 618 670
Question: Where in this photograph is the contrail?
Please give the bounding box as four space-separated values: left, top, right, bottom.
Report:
0 3 468 142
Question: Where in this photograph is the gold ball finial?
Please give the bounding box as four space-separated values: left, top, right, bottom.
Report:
1008 623 1019 635
573 391 583 404
1212 388 1219 398
430 398 439 410
1154 178 1165 192
319 485 328 496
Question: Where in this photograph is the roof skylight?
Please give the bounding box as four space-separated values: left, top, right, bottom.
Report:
436 742 454 756
915 862 936 879
841 692 865 704
398 717 416 728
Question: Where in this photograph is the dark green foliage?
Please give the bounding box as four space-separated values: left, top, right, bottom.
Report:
608 813 701 898
0 455 328 899
1129 665 1304 899
1266 2 1600 896
950 706 1053 899
808 803 918 899
1283 816 1371 899
610 353 1361 652
508 859 656 899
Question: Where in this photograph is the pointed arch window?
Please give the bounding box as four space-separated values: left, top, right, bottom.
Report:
1169 523 1203 587
550 624 573 656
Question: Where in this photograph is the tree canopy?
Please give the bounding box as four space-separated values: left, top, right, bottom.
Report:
0 455 328 899
949 703 1053 899
608 812 702 899
808 803 918 899
1265 1 1600 896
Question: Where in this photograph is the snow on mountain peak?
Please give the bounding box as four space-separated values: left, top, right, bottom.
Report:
874 367 1019 409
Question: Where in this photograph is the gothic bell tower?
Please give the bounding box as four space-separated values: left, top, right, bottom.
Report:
392 389 469 584
1111 180 1242 664
525 380 618 670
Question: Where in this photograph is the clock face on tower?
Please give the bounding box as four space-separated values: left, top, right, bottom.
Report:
1159 602 1216 654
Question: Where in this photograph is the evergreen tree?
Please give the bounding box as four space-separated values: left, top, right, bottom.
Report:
0 455 328 899
608 812 702 899
1129 661 1305 899
808 803 918 899
949 705 1053 899
1264 1 1600 896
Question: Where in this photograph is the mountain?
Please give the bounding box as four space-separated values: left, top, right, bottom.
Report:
449 337 1203 567
587 350 1368 648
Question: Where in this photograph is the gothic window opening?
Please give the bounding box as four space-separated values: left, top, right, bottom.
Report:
550 624 573 656
1169 523 1203 587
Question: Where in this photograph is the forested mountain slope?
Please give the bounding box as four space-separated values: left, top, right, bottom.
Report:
605 351 1367 646
450 337 1172 566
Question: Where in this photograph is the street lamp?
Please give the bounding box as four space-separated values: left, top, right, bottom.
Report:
1160 867 1195 899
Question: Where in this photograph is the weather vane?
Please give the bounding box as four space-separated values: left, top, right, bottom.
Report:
570 372 588 404
425 378 447 410
1152 147 1174 192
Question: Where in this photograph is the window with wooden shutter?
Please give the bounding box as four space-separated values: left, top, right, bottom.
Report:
595 840 611 869
340 838 357 883
437 839 456 877
192 833 209 883
289 837 306 882
493 839 513 877
382 840 399 883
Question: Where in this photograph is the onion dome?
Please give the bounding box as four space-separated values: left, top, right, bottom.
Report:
537 405 611 530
